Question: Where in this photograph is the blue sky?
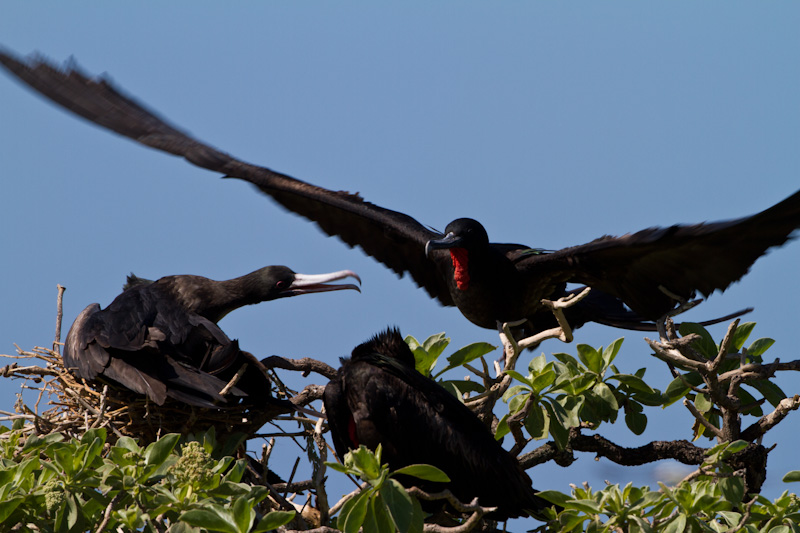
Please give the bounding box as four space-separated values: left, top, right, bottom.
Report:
1 2 798 522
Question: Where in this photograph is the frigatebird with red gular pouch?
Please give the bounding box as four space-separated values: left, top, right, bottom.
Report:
3 49 798 343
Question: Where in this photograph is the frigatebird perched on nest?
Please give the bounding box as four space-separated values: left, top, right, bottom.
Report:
3 50 799 341
63 265 360 408
324 328 554 521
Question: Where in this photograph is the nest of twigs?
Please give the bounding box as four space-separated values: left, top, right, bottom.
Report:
0 343 297 445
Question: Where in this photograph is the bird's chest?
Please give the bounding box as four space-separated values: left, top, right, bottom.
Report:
442 250 528 328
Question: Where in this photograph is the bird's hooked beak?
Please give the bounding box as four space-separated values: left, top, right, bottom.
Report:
425 232 463 258
283 269 361 296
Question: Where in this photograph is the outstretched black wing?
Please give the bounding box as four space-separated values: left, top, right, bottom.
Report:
0 49 453 306
514 190 800 319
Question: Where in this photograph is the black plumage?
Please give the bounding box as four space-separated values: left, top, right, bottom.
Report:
3 50 798 337
63 265 359 408
323 328 553 520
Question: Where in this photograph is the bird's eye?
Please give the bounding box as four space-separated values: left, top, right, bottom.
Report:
276 280 287 289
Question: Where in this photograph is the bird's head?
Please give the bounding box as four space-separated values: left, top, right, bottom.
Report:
424 218 489 257
247 265 361 301
351 327 417 370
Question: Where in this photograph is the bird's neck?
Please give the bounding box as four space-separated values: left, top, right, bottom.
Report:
204 275 265 321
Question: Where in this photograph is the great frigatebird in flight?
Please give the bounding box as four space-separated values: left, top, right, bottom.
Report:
63 265 360 408
324 327 554 520
3 49 799 341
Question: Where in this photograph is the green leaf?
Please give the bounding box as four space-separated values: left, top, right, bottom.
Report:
381 479 414 532
406 334 447 377
345 446 384 483
524 404 549 440
694 392 712 412
181 508 238 533
494 414 510 441
663 513 687 533
253 511 297 533
664 372 703 405
144 433 180 468
22 431 63 453
531 369 556 394
529 353 549 373
65 492 79 529
339 491 370 533
533 490 572 508
504 369 533 387
422 332 450 357
233 496 254 533
625 409 647 435
782 470 800 482
593 382 619 410
0 497 24 524
602 338 624 366
731 322 755 350
577 344 603 373
750 379 787 408
408 495 425 533
678 323 717 359
393 464 450 482
735 387 763 416
543 401 569 449
719 476 744 505
363 494 395 533
437 342 495 376
747 337 775 357
552 352 580 369
611 373 656 395
115 436 141 454
563 498 603 513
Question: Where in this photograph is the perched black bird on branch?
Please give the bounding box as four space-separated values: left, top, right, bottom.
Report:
3 50 798 339
323 328 553 520
63 266 360 408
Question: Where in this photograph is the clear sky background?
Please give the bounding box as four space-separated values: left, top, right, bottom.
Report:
1 2 798 525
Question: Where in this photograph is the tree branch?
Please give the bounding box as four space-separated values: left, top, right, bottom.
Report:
261 356 337 379
740 395 800 442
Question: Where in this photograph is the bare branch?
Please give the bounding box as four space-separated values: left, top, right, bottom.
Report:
646 336 707 370
682 398 723 440
261 356 337 379
519 430 708 470
709 319 739 373
741 395 800 442
53 284 66 354
407 487 496 533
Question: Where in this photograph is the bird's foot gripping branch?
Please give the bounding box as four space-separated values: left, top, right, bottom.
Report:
497 286 594 360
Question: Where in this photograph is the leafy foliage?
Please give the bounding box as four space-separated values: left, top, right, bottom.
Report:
496 338 664 447
0 426 294 531
2 321 798 532
325 445 445 533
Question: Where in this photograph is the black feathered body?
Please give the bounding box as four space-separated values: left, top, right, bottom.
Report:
324 329 552 520
63 277 268 408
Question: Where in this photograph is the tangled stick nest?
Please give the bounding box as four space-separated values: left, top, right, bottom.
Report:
0 343 303 445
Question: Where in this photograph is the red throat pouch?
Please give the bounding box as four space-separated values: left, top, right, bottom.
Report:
450 248 470 290
347 417 360 447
